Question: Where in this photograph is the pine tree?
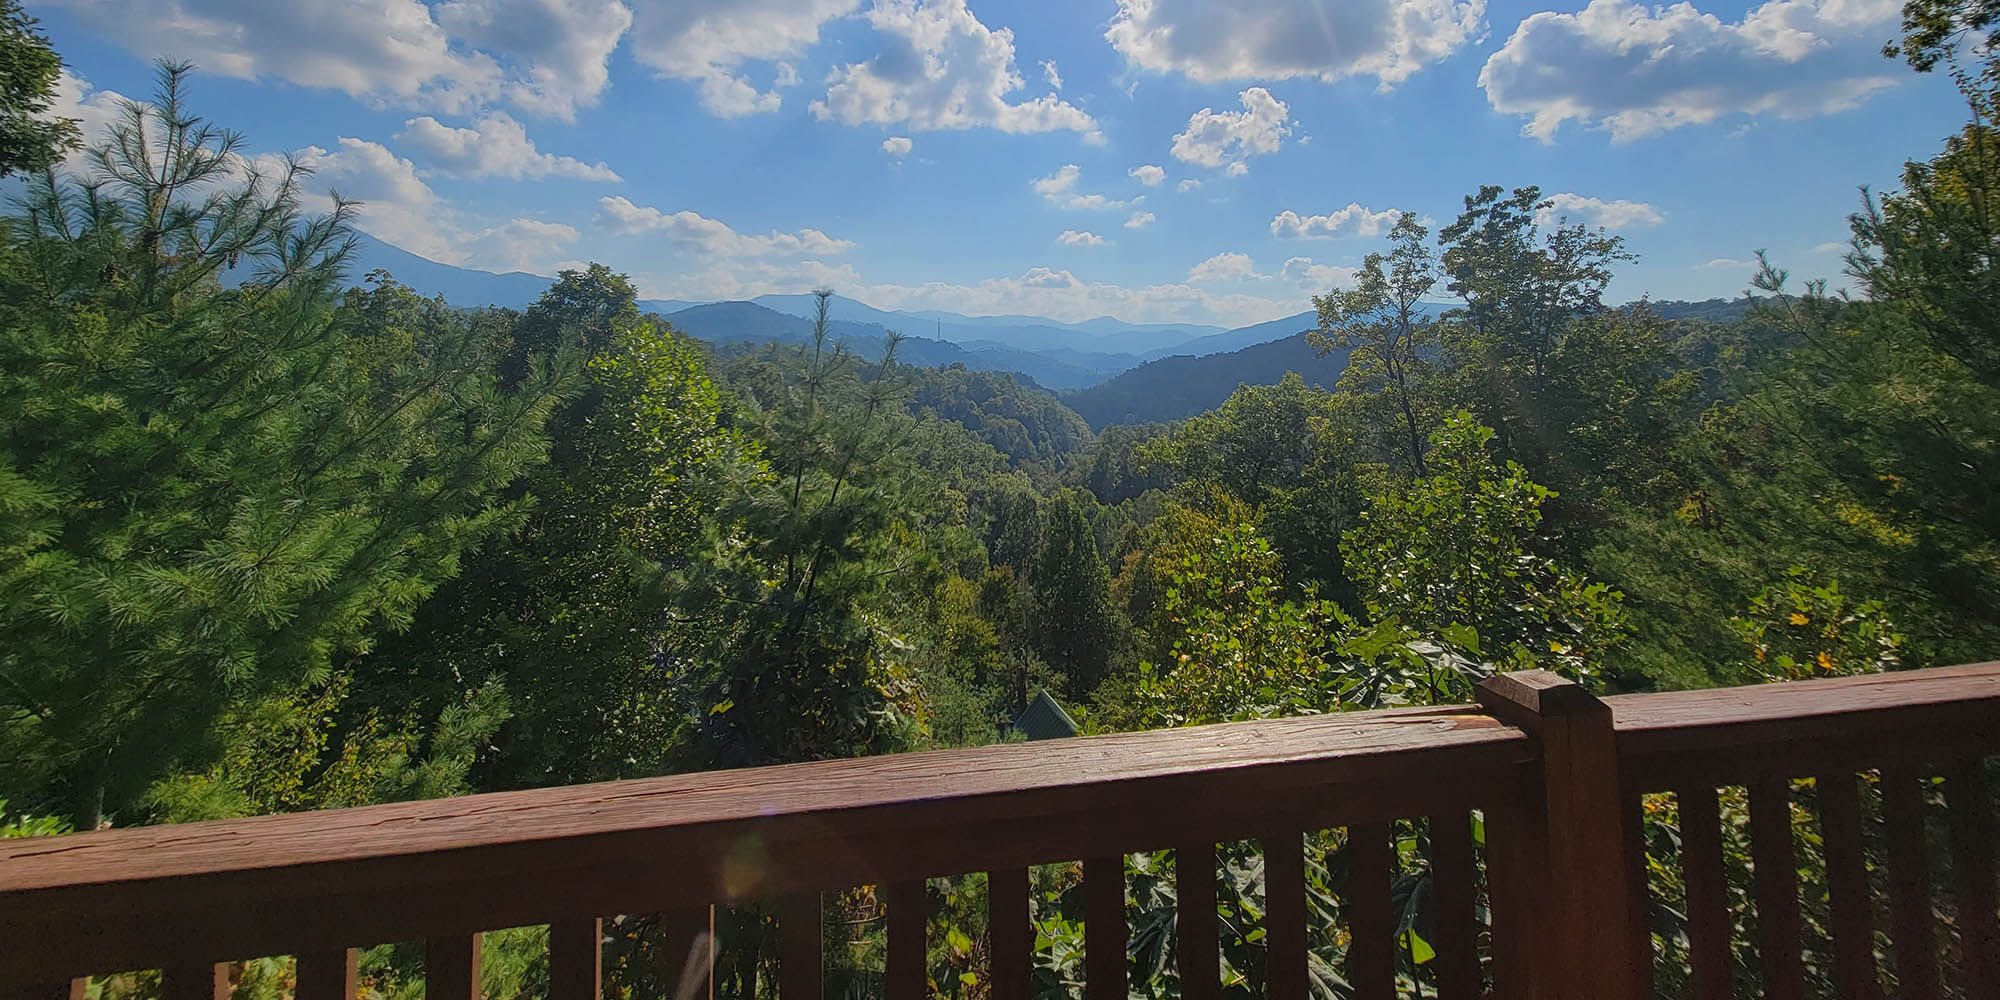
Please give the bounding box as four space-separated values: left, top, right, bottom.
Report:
1032 491 1118 696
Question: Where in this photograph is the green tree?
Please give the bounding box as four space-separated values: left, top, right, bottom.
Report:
0 0 77 177
0 66 567 824
1032 490 1119 697
1310 212 1440 474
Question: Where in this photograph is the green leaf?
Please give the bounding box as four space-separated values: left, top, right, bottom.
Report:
1407 929 1436 964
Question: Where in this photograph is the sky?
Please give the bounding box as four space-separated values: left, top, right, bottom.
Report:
29 0 1974 327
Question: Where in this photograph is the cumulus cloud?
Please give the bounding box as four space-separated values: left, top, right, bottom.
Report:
1170 88 1293 173
1281 256 1359 289
47 72 129 158
45 0 638 117
811 0 1099 137
882 135 914 156
460 217 583 273
1178 178 1202 192
1058 229 1106 246
1041 59 1063 89
1535 192 1664 229
1480 0 1903 142
1125 211 1156 229
1129 163 1166 186
434 0 632 117
396 111 620 180
1698 257 1755 269
1106 0 1485 87
595 195 856 257
1270 204 1404 239
628 0 856 116
1188 251 1261 282
1032 164 1139 210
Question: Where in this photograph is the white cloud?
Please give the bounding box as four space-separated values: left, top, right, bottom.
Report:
882 135 914 156
811 0 1099 137
1058 229 1106 246
1129 163 1166 186
284 138 459 262
1106 0 1485 88
1170 88 1293 173
434 0 633 117
1032 164 1139 210
1281 256 1359 290
48 72 129 159
1188 251 1261 282
460 217 583 273
854 267 1302 325
1125 211 1156 229
1178 178 1202 192
1535 192 1663 229
595 195 856 257
396 111 620 180
45 0 637 118
1270 204 1404 239
1811 240 1847 253
1041 59 1063 89
628 0 857 117
1480 0 1903 142
1698 257 1755 269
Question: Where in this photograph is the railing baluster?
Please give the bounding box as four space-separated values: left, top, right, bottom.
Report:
658 906 713 1000
1263 832 1308 1000
1881 766 1940 1000
778 893 822 1000
296 949 357 1000
20 979 86 1000
160 964 227 1000
987 869 1029 1000
1820 771 1882 1000
1481 788 1545 1000
1944 761 1999 1000
1084 856 1126 1000
1750 778 1805 1000
425 934 482 1000
885 880 927 1000
1175 844 1219 1000
549 918 602 1000
1429 813 1480 1000
1624 792 1654 1000
1676 785 1732 1000
1345 822 1394 1000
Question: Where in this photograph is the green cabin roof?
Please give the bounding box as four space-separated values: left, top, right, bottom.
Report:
1013 689 1079 741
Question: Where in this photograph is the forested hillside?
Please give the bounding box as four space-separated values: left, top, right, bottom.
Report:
4 4 1999 998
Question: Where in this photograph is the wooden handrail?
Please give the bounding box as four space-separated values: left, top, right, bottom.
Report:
4 663 1999 1000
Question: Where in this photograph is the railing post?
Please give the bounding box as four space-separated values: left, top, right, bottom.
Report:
1477 670 1645 1000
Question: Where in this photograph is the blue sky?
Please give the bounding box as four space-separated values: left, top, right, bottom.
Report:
32 0 1970 325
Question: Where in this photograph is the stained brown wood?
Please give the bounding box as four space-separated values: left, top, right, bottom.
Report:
1623 792 1654 1000
1084 856 1126 1000
1819 772 1881 1000
1477 670 1644 1000
0 707 1526 982
657 906 713 1000
986 869 1029 1000
1481 777 1547 1000
1174 844 1219 1000
1343 823 1394 1000
885 880 927 1000
1427 813 1480 1000
778 892 821 1000
1263 832 1309 1000
1880 766 1939 1000
1675 785 1731 1000
1944 761 2000 1000
1609 661 2000 791
160 964 227 1000
549 918 601 1000
295 949 357 1000
1749 779 1805 1000
425 935 482 1000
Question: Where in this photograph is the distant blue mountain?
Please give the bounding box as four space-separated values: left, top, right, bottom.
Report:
344 231 554 307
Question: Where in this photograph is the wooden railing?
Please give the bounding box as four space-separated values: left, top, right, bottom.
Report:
2 664 1997 1000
